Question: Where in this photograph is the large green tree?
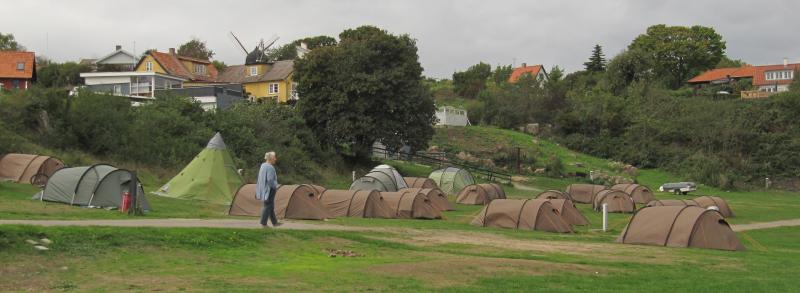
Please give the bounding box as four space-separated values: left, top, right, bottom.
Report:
583 44 606 72
37 62 92 88
0 33 24 51
453 62 492 99
628 24 726 88
177 38 214 60
294 26 436 157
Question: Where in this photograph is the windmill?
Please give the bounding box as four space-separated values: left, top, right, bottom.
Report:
229 31 279 64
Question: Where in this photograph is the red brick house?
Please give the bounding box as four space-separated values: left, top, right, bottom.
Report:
0 51 36 90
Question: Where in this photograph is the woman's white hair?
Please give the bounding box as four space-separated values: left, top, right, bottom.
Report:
264 151 276 161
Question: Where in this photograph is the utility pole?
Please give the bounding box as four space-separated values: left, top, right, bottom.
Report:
516 147 521 174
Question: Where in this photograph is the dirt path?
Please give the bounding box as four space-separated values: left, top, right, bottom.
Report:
511 182 542 192
731 219 800 232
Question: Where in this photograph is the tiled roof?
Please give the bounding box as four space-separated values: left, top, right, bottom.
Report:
687 67 755 83
0 51 35 79
218 60 294 84
140 50 218 82
508 65 544 82
752 63 800 86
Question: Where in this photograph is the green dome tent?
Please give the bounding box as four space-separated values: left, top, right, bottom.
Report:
428 167 474 195
349 164 407 192
32 164 150 210
153 132 243 205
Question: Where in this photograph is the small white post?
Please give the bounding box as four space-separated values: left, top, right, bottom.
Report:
352 171 356 182
602 203 608 232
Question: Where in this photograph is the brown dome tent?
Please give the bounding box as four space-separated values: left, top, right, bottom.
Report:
693 196 734 218
316 189 394 218
0 153 64 185
404 177 438 189
228 184 261 216
401 188 454 211
471 199 573 233
617 206 745 251
536 190 572 201
381 190 441 219
611 184 655 204
229 184 330 220
545 199 590 226
593 190 636 213
646 199 699 207
455 183 504 205
565 184 606 204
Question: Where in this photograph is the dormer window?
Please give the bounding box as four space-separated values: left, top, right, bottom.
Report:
766 70 793 81
194 63 206 74
16 62 24 71
249 66 258 76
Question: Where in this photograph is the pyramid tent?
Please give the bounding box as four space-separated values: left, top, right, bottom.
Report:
153 133 243 205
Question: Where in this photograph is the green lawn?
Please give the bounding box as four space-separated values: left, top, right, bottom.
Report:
1 224 798 292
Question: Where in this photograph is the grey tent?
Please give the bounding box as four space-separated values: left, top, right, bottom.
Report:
350 165 407 192
33 164 150 210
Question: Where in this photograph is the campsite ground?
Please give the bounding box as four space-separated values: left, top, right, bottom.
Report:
2 126 800 291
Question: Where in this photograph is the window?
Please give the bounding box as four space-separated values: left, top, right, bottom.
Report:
250 66 258 76
194 63 206 74
145 61 153 71
268 83 279 94
12 80 20 89
16 62 24 71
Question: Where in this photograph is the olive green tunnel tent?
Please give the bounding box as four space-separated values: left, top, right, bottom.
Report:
228 184 330 220
350 164 408 192
455 183 505 205
381 189 442 219
693 196 735 218
565 184 606 204
593 190 636 213
32 164 150 210
611 184 655 204
404 177 438 189
617 206 745 251
428 167 475 195
536 190 572 201
153 132 244 205
471 199 573 233
401 187 454 211
316 189 395 218
0 153 64 185
545 198 590 226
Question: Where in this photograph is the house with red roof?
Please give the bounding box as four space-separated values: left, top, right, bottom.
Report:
508 63 548 83
688 58 799 98
134 48 219 86
0 51 36 90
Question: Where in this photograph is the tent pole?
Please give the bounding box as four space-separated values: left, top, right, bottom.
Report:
602 203 608 232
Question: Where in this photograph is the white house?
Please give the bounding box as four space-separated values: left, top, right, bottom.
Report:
435 106 470 127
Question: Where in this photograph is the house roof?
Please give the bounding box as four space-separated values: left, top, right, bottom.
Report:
217 60 294 84
0 51 35 79
95 48 136 65
752 63 800 86
508 64 546 82
136 50 218 82
687 67 755 83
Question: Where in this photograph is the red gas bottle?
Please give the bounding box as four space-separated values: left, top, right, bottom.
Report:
121 191 131 213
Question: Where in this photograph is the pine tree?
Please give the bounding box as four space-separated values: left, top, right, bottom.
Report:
584 44 606 72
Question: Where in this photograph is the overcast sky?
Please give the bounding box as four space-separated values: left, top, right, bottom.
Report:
3 0 799 78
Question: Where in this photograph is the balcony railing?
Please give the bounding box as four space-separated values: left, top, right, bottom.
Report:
741 90 772 99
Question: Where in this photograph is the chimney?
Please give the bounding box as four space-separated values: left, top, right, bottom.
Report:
115 45 122 51
521 62 527 68
169 48 176 55
784 57 788 67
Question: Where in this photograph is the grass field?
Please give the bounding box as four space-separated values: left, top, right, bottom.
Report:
2 126 799 291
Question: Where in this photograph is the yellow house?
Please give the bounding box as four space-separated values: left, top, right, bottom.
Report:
134 48 220 87
217 60 297 103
